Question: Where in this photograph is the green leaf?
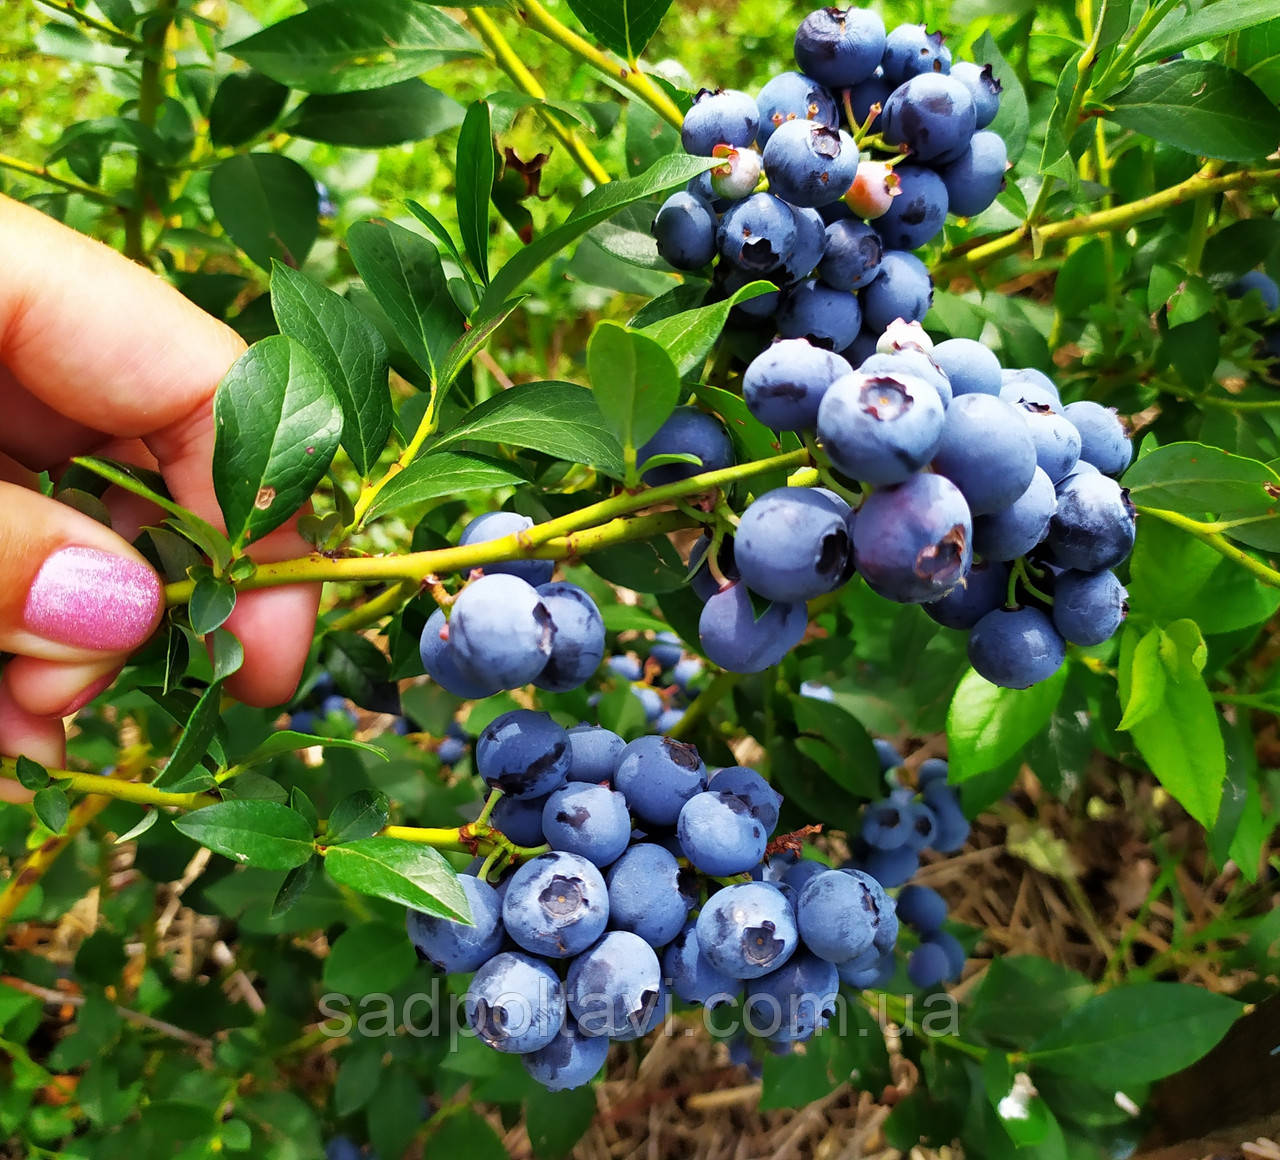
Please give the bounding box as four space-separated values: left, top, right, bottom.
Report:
429 1110 508 1160
362 451 526 521
1123 441 1280 516
212 335 344 549
1116 625 1165 730
270 263 393 477
33 787 69 835
323 630 392 707
209 153 319 271
477 154 716 320
1039 53 1085 192
154 680 225 787
641 280 774 376
326 790 390 845
790 695 882 800
946 665 1068 781
968 957 1094 1049
270 855 320 918
563 0 673 58
210 628 245 682
208 71 290 148
323 836 468 920
435 296 526 392
1236 16 1280 105
1053 239 1107 318
173 801 316 870
347 219 465 385
525 1087 597 1159
1138 0 1280 64
586 321 681 465
226 0 480 95
974 31 1030 164
323 922 416 994
289 80 464 147
457 101 495 284
231 732 387 772
1029 983 1242 1086
15 756 50 791
114 811 158 845
189 577 237 635
1106 61 1280 163
430 381 625 478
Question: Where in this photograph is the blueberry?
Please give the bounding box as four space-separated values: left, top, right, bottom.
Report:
937 130 1007 217
656 708 686 733
973 467 1057 561
881 24 951 86
776 279 863 350
449 574 553 688
566 930 663 1039
817 370 946 486
541 783 632 867
681 88 759 155
923 781 969 852
565 724 626 784
406 874 505 972
632 684 664 721
476 709 570 799
614 735 708 826
744 952 839 1042
609 981 670 1041
522 1019 610 1090
698 581 808 672
931 394 1038 516
459 510 554 586
818 220 883 292
533 582 605 693
696 882 798 979
761 120 860 209
840 328 882 367
743 338 852 431
917 758 949 787
756 71 838 145
857 347 953 407
861 250 934 333
843 159 900 219
710 144 763 201
1053 568 1128 645
1227 269 1280 313
796 868 893 962
895 884 947 933
502 851 610 957
652 191 717 270
490 792 550 847
650 631 684 671
671 655 704 690
1062 400 1132 476
324 1138 362 1160
664 921 743 1007
637 406 735 486
924 929 967 977
837 947 896 988
709 765 783 833
1046 471 1136 571
861 798 912 850
437 735 467 766
677 790 769 876
735 486 853 602
924 558 1009 629
853 472 973 603
907 940 951 988
607 654 643 682
782 204 829 283
794 6 887 87
1000 367 1063 414
420 608 503 699
859 843 920 887
718 192 798 272
874 738 903 770
871 163 948 251
720 265 782 318
950 61 1002 128
603 842 695 948
881 73 976 162
931 337 1002 397
1021 405 1083 484
780 858 827 896
903 801 940 850
465 951 566 1053
968 606 1066 688
689 532 739 602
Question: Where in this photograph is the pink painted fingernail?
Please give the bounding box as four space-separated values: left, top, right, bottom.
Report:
24 547 162 651
56 672 118 718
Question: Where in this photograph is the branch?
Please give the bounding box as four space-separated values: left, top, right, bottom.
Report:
1135 506 1280 589
33 0 143 46
0 758 218 811
124 0 177 263
0 153 118 204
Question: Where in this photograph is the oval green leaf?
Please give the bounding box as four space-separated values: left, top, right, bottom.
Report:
173 801 315 871
209 153 319 271
323 836 469 921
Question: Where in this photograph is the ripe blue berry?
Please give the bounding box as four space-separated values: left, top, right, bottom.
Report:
743 338 852 431
756 71 838 144
1052 568 1128 645
968 606 1066 688
637 406 734 486
744 952 839 1042
566 724 625 783
931 337 1001 397
818 220 883 292
605 843 693 948
652 191 717 270
696 882 798 979
951 61 1002 129
858 348 953 408
761 120 859 209
861 250 933 333
718 192 798 272
698 581 808 672
973 467 1057 561
837 947 896 988
534 581 605 693
490 792 550 847
937 130 1007 217
872 164 949 251
782 204 829 283
776 279 863 350
663 921 742 1007
859 843 920 887
465 952 565 1054
449 574 553 688
1046 471 1136 571
502 851 610 958
874 739 903 770
420 608 502 699
709 765 783 832
794 6 887 87
1228 269 1280 312
796 868 893 962
541 783 632 867
649 631 684 671
523 1019 610 1090
1001 368 1063 414
735 486 853 602
924 558 1009 629
476 709 570 799
407 874 505 972
817 370 947 486
614 735 708 826
881 24 951 86
853 472 973 603
459 510 554 586
880 73 976 162
677 790 769 876
1021 404 1083 483
681 88 759 155
1063 400 1132 476
918 758 949 787
931 394 1038 516
923 781 969 852
566 930 662 1039
907 940 951 988
895 884 947 933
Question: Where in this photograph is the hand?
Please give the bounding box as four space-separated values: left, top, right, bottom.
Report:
0 195 319 789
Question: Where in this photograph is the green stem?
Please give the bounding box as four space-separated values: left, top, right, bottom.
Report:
515 0 683 129
1184 193 1212 276
328 581 418 633
867 992 987 1060
0 153 117 203
124 0 177 263
1091 0 1182 96
1135 506 1280 588
0 757 217 811
1214 692 1280 713
466 7 611 185
34 0 143 45
474 788 503 826
1011 557 1055 606
168 450 807 605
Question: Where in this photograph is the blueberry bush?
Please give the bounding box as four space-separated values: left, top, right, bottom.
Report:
1 0 1279 1156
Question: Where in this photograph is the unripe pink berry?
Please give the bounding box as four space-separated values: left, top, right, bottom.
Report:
843 161 901 220
710 144 763 201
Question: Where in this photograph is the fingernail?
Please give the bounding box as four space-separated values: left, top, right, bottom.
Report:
55 672 119 718
24 546 161 651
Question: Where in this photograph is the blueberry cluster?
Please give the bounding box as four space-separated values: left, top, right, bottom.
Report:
406 711 973 1091
418 512 606 698
653 7 1007 355
706 325 1136 688
606 631 704 733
